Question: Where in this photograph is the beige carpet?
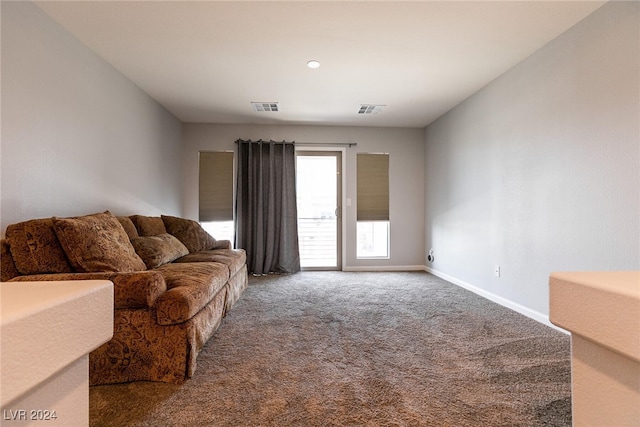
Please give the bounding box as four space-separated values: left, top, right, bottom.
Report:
90 272 571 426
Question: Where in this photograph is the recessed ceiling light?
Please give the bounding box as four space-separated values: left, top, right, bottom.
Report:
307 60 320 69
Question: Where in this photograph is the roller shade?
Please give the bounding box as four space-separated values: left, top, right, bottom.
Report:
199 151 234 222
357 153 389 221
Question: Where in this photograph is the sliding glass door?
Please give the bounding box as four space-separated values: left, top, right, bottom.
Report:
296 151 342 270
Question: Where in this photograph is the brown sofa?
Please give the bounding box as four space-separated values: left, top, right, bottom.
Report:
0 211 247 385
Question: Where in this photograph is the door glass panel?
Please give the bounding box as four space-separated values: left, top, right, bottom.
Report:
296 154 339 269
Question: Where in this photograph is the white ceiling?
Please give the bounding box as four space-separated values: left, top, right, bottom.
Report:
35 1 606 128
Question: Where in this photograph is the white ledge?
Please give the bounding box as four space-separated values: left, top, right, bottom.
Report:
549 271 640 425
549 271 640 363
1 280 113 407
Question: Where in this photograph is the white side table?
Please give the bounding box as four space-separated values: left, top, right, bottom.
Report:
1 280 113 426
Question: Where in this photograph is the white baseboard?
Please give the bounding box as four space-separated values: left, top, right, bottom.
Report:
424 266 569 334
342 265 426 272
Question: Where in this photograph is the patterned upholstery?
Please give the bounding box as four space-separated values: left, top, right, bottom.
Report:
117 216 139 240
53 211 146 273
0 239 19 282
5 218 73 275
131 233 189 269
224 265 248 315
129 215 167 236
161 215 217 252
1 213 248 385
90 308 191 384
154 262 229 326
174 248 247 276
9 271 167 309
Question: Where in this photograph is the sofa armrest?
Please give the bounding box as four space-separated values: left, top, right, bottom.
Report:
9 271 167 309
213 240 232 250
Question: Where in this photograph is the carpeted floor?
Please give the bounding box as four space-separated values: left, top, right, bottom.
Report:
90 272 571 427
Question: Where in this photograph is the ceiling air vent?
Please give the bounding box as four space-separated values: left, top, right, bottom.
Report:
252 102 279 112
358 104 385 114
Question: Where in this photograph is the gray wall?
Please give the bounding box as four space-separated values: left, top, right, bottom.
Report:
182 123 425 269
424 1 639 321
1 1 183 234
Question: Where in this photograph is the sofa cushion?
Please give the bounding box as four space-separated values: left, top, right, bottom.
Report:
161 215 217 253
117 216 139 240
175 249 246 276
53 211 146 273
131 233 189 269
129 215 167 236
5 218 73 275
154 262 230 325
1 239 20 281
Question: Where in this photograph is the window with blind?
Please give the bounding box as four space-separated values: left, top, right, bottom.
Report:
356 153 390 258
199 151 234 243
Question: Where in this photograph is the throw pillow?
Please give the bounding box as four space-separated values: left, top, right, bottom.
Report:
5 218 73 275
129 215 167 236
117 216 139 240
131 233 189 269
161 215 217 253
53 211 146 273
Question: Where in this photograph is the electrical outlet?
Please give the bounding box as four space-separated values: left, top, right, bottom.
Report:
494 265 501 277
427 249 434 263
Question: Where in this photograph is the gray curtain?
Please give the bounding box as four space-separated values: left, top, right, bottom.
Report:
235 139 301 274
